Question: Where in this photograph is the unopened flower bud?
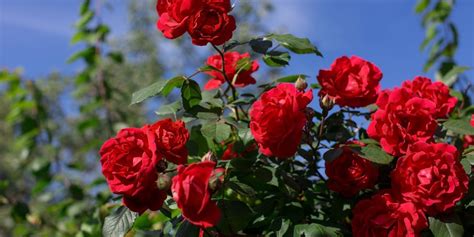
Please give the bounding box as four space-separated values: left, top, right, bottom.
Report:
201 151 217 162
157 173 172 191
295 77 308 91
320 94 335 111
208 171 223 192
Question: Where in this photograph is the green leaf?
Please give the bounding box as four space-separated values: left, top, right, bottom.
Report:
217 201 254 235
293 223 341 237
201 121 231 143
75 10 94 28
176 220 199 237
323 148 343 162
155 101 181 119
429 216 464 237
440 66 470 86
464 154 474 165
102 206 138 237
67 47 95 63
228 180 257 198
443 118 474 135
351 144 394 164
267 34 323 56
263 51 291 67
235 57 252 71
130 80 166 105
131 76 186 105
249 38 273 54
238 127 254 146
460 159 471 175
181 79 202 111
196 112 220 120
276 219 291 237
275 74 308 83
161 76 186 96
420 24 437 50
415 0 431 13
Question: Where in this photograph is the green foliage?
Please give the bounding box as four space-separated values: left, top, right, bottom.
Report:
429 216 464 237
103 206 139 237
266 34 323 56
443 118 474 135
350 144 394 165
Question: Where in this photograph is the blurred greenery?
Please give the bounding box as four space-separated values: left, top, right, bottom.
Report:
0 0 273 236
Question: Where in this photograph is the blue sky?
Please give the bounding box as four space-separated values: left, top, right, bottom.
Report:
0 0 473 90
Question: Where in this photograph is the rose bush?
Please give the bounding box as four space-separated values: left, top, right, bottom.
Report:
96 1 474 236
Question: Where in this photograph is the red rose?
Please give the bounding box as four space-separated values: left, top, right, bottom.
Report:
368 87 437 156
352 190 427 237
325 141 379 197
250 83 313 158
464 135 474 148
391 142 469 216
466 115 474 148
147 119 189 165
172 161 222 228
100 128 166 213
204 51 259 90
402 76 457 118
156 0 236 46
221 143 257 160
317 56 382 108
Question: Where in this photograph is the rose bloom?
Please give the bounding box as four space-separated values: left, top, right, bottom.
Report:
204 51 259 90
402 76 457 118
391 142 469 216
368 87 437 156
325 141 379 197
156 0 236 46
172 161 223 228
317 56 382 108
147 119 189 165
352 190 428 237
250 83 313 158
100 127 166 213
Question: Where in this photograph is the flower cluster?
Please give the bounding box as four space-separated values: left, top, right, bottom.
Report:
156 0 236 46
368 76 457 156
316 57 468 236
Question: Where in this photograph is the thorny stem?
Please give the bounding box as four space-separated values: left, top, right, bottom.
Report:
312 108 329 182
211 43 240 121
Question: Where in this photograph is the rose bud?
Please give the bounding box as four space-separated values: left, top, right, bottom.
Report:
157 173 172 191
295 77 308 90
202 151 217 162
320 94 335 111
